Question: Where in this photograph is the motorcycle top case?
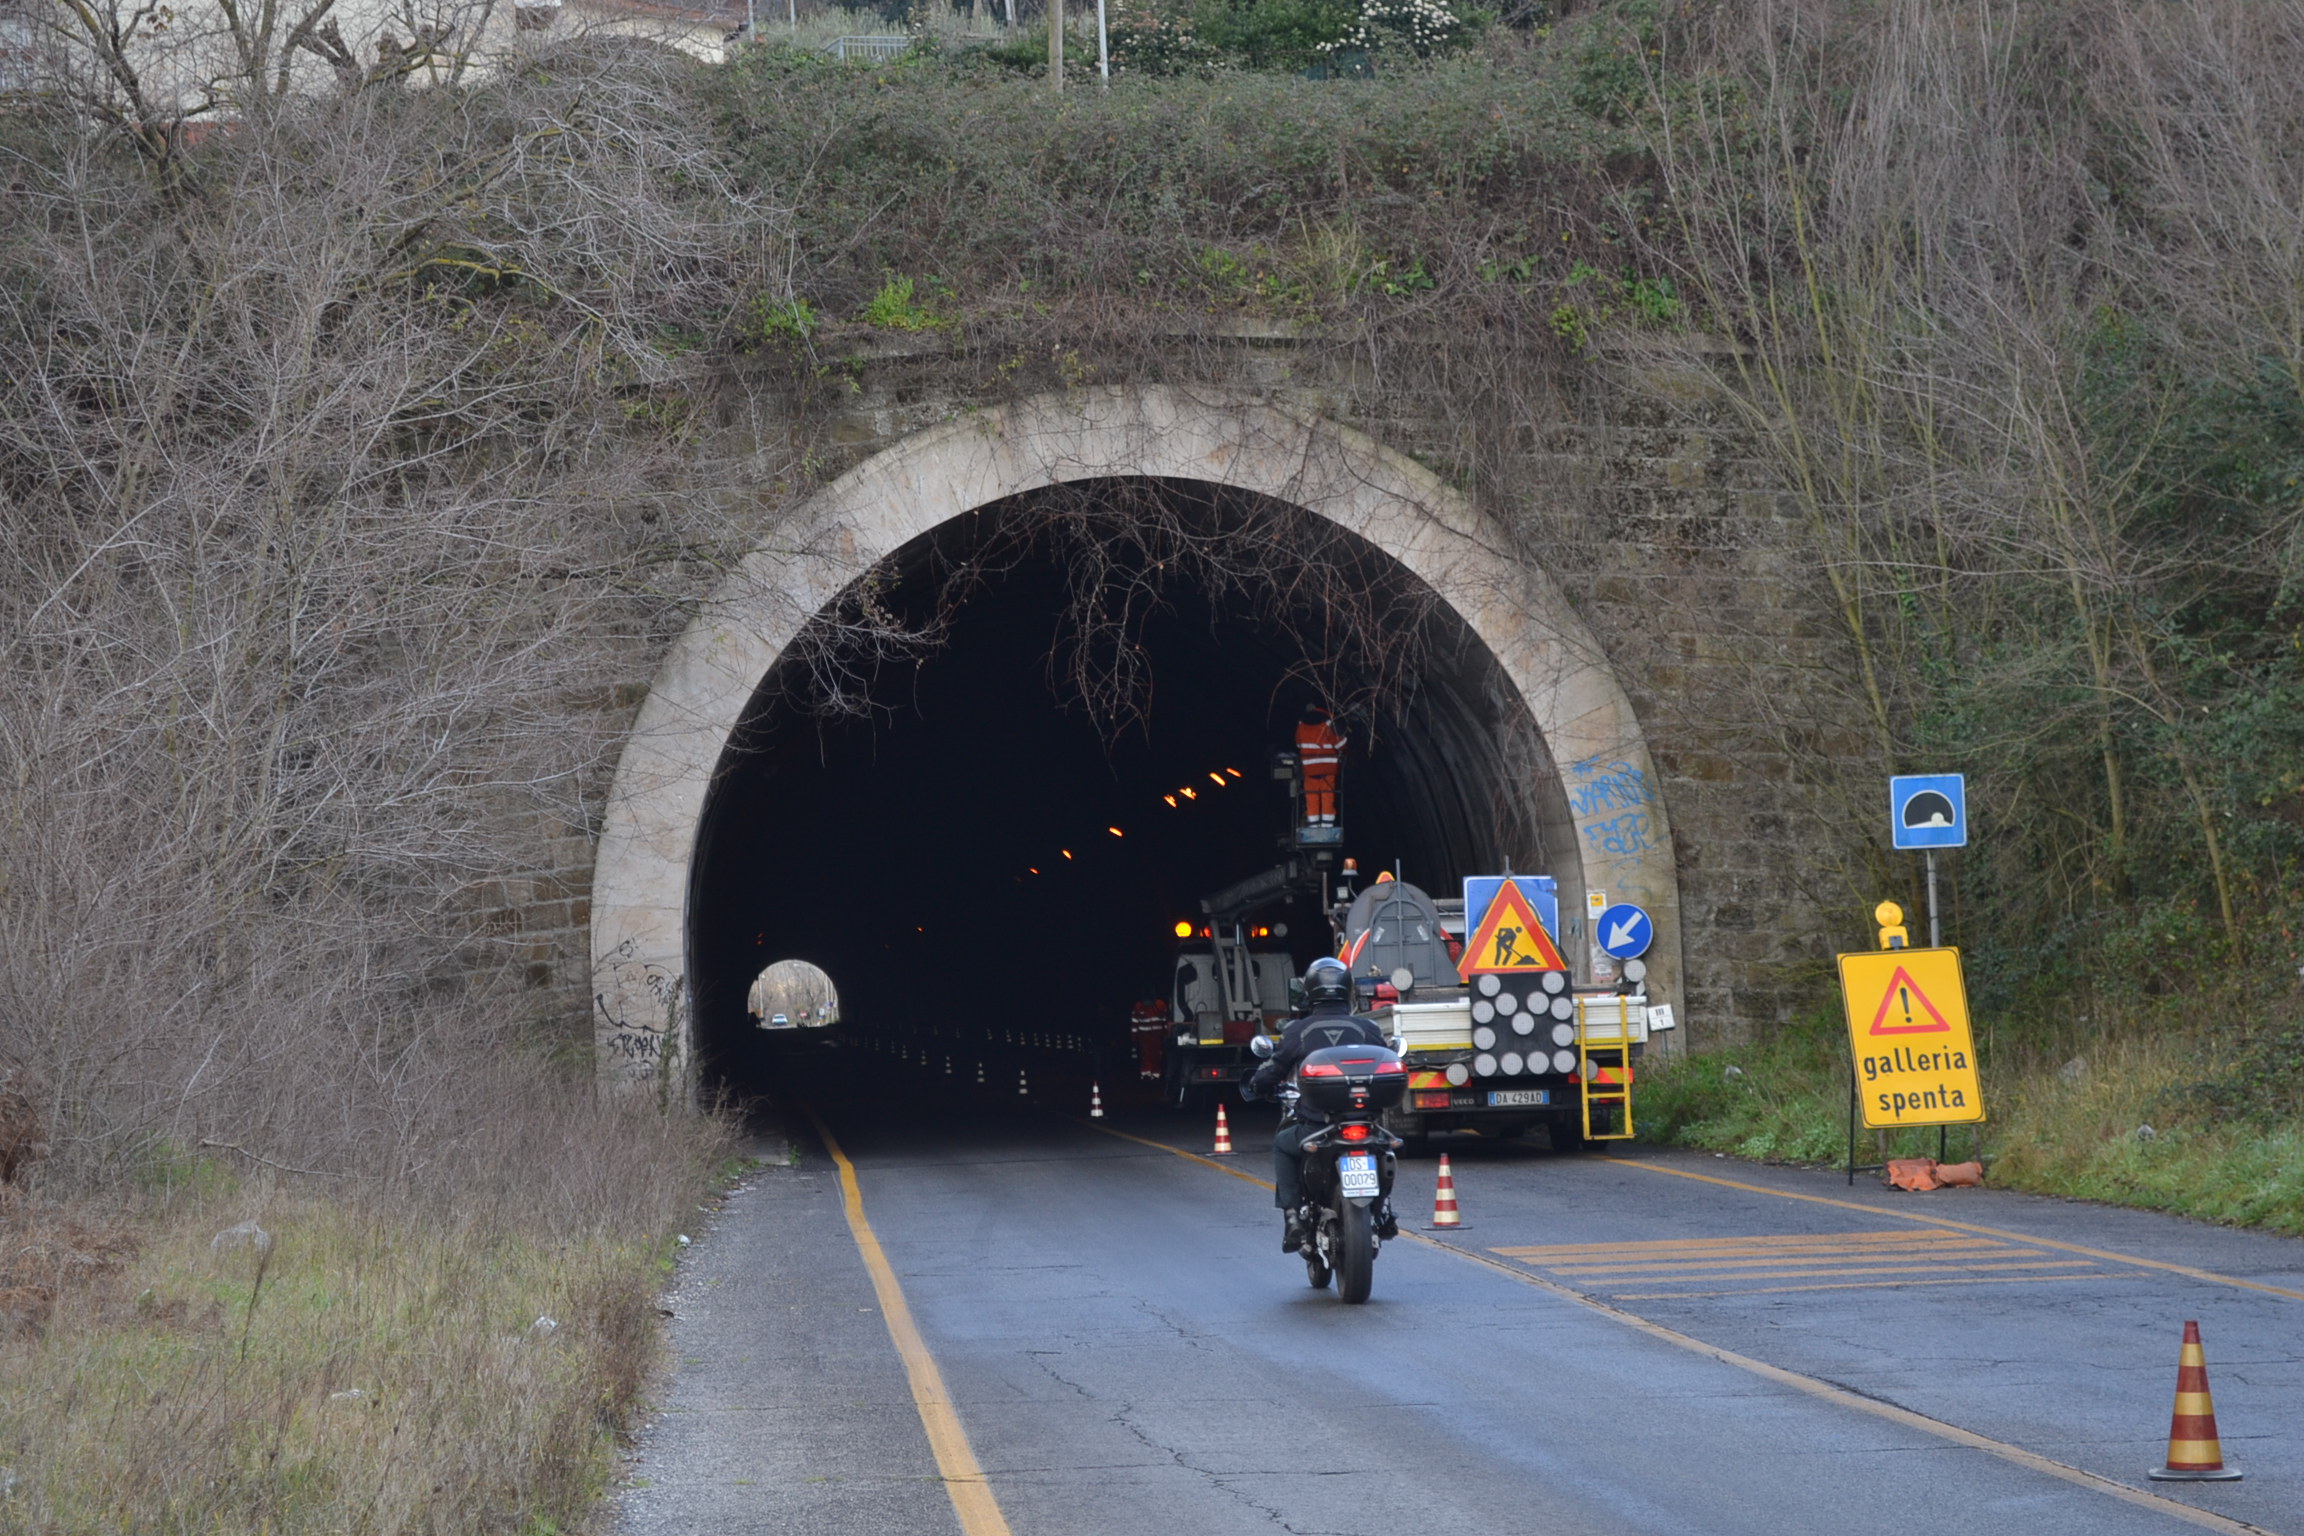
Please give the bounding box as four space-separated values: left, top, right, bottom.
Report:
1294 1044 1408 1115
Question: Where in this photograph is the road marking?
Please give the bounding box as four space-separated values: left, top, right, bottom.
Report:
1086 1120 2279 1536
1611 1273 2137 1300
804 1109 1014 1536
1605 1158 2304 1303
1495 1227 2101 1293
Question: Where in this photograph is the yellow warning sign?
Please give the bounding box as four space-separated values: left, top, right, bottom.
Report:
1459 881 1567 977
1836 946 1986 1128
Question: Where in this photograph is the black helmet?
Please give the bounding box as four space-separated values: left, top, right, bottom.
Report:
1303 957 1352 1007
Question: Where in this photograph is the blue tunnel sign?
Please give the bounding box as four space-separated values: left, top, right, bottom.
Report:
1891 774 1968 850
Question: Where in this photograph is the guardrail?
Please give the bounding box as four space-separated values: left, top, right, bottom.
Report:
823 34 910 61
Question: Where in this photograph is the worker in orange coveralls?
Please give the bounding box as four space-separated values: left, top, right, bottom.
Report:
1295 710 1344 826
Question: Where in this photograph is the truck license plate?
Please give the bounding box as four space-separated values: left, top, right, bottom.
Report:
1338 1153 1380 1199
1486 1089 1550 1107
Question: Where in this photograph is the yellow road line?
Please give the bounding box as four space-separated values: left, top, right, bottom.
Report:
1607 1159 2304 1303
1085 1120 2278 1536
804 1108 1013 1536
1085 1119 1274 1188
1612 1273 2134 1300
1497 1229 1972 1258
1547 1259 2096 1283
1538 1248 2047 1275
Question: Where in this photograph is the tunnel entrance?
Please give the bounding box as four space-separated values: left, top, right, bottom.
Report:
689 479 1566 1102
588 387 1676 1095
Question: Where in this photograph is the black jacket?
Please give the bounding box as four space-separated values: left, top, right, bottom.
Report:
1246 1001 1389 1121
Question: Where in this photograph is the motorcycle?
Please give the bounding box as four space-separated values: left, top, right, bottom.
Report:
1250 1034 1408 1303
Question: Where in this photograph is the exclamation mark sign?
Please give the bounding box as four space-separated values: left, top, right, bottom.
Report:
1899 986 1914 1028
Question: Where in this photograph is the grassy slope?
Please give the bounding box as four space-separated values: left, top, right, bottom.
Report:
0 1148 742 1534
1638 1010 2304 1236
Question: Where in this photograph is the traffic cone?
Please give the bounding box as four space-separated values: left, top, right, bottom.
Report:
1212 1103 1234 1155
1427 1154 1464 1229
2149 1321 2244 1481
1018 1068 1029 1098
1089 1082 1105 1119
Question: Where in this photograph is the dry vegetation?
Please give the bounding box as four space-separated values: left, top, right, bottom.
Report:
0 0 2300 1523
0 29 757 1533
1622 0 2304 1195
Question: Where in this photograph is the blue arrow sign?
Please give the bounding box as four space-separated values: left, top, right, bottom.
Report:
1891 773 1968 850
1596 902 1653 959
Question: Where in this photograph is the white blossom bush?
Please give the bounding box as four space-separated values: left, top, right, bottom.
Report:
1319 0 1462 58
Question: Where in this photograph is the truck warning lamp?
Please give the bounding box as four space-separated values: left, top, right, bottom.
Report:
1174 921 1194 938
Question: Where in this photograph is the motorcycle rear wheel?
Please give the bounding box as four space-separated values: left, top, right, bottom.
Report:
1335 1202 1376 1303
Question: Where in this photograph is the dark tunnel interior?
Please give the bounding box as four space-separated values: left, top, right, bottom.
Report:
688 479 1577 1104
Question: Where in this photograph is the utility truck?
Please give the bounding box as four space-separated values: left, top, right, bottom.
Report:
1159 746 1346 1107
1339 873 1652 1151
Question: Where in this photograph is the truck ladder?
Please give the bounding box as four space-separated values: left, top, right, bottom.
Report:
1575 996 1636 1142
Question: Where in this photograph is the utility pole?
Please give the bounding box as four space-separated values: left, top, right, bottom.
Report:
1048 0 1063 92
1095 0 1108 83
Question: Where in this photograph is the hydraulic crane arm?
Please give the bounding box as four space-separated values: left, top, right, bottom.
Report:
1198 856 1322 927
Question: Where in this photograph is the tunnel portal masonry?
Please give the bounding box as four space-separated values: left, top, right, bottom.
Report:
588 387 1688 1097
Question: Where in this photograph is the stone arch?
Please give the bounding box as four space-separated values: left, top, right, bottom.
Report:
590 385 1679 1089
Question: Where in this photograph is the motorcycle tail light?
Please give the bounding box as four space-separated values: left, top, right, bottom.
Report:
1374 1059 1405 1075
1299 1062 1344 1077
1337 1123 1372 1142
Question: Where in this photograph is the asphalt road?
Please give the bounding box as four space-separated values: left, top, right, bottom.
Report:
615 1093 2300 1536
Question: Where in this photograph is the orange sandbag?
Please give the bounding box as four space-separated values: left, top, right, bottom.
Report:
1935 1160 1984 1187
1887 1157 1942 1191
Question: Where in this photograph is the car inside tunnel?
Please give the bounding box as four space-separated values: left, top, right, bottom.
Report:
686 477 1579 1109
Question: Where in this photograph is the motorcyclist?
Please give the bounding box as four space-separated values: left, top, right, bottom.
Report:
1243 956 1395 1251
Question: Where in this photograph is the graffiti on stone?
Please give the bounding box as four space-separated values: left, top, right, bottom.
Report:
1568 758 1657 861
595 935 681 1083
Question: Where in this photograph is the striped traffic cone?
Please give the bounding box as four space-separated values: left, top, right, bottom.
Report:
1089 1082 1105 1119
1426 1154 1464 1229
2149 1321 2243 1481
1212 1104 1234 1155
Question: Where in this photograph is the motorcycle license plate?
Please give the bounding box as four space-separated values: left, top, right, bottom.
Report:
1338 1153 1380 1199
1486 1089 1550 1107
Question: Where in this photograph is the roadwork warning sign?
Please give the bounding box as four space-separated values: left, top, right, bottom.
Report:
1458 879 1567 978
1836 947 1987 1128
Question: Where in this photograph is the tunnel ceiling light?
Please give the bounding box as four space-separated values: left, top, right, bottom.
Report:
1181 787 1196 799
1225 767 1243 778
1028 867 1038 874
1108 826 1123 837
1061 849 1072 859
1208 773 1226 787
1163 794 1177 807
